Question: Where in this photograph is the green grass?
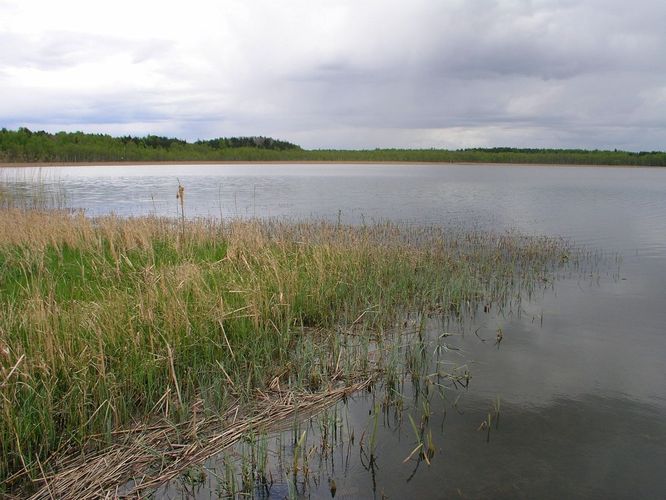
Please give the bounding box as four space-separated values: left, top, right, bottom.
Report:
2 128 666 165
0 208 573 490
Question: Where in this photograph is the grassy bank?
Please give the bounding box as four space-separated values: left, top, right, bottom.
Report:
0 207 574 494
2 128 665 166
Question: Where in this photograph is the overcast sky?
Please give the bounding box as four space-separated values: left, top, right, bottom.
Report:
1 0 664 150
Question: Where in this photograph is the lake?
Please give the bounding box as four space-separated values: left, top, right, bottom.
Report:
4 163 666 498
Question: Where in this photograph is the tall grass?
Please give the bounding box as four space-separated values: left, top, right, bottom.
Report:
0 206 573 490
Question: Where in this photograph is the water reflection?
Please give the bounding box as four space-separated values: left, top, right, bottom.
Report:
154 291 666 499
155 381 666 499
3 164 666 253
339 392 666 500
3 163 666 497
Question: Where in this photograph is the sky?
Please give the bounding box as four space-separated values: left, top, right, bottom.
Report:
1 0 665 150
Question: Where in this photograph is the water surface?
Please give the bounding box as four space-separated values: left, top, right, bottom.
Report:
4 163 666 498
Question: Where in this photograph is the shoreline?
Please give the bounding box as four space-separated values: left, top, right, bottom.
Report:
0 160 660 169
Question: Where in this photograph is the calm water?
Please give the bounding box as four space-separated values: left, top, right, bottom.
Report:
5 163 666 498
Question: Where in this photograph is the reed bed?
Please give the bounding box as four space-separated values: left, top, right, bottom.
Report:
0 207 574 495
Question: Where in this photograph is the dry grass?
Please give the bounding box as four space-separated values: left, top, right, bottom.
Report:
0 207 574 495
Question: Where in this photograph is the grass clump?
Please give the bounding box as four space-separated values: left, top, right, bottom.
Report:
0 208 572 492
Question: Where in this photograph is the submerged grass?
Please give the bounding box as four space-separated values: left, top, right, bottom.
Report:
0 206 574 495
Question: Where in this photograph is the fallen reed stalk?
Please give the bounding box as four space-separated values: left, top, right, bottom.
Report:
28 376 373 499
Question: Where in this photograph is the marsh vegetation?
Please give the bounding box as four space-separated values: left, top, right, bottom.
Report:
0 177 581 497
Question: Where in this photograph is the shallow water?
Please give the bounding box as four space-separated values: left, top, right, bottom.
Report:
4 163 666 498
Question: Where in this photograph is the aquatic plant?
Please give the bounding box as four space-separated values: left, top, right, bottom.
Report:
0 206 575 496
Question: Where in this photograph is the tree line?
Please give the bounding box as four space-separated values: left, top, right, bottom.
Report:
0 128 301 163
1 128 664 166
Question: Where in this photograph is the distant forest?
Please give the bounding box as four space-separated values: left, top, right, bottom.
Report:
1 128 665 166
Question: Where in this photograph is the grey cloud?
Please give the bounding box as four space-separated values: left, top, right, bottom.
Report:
1 0 665 150
261 1 666 146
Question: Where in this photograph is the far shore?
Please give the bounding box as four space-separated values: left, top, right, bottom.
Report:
0 160 660 169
